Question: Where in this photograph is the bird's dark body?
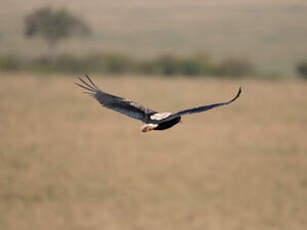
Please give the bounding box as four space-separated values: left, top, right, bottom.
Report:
153 117 181 130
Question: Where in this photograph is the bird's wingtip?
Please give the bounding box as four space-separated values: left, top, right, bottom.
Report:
238 86 242 96
227 86 242 104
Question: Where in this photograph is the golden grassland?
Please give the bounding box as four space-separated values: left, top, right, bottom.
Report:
1 72 307 230
1 0 307 74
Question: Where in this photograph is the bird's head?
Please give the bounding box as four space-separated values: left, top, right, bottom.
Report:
141 123 158 133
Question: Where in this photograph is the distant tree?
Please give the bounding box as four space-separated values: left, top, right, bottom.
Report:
297 61 307 79
24 7 90 52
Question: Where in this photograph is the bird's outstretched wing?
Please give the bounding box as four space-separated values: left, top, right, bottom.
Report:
160 87 242 122
75 75 156 122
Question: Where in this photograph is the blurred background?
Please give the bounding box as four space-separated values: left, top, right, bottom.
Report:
1 0 307 229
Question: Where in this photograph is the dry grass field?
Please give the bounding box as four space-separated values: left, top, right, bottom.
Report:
0 72 306 229
1 0 307 74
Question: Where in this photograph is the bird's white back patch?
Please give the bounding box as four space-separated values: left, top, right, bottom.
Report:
150 112 172 120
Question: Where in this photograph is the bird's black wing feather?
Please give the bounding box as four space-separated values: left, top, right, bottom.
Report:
75 74 156 122
176 87 241 116
159 87 242 122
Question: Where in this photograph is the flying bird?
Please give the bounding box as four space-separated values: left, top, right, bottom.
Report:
75 75 242 132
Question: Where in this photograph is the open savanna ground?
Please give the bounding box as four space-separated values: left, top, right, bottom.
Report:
1 0 307 75
1 73 307 230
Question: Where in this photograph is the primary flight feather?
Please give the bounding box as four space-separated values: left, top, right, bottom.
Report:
75 74 242 132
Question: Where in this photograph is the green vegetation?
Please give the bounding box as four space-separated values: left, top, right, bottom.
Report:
0 5 304 78
0 53 253 77
297 61 307 79
1 1 307 76
214 58 253 77
6 6 255 78
0 55 20 71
